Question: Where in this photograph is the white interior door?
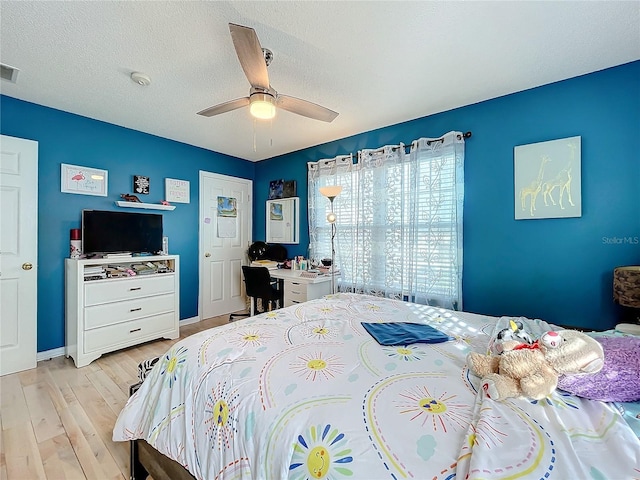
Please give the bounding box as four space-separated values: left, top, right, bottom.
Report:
199 172 252 319
0 135 38 376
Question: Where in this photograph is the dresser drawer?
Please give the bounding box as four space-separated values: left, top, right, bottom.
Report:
84 312 176 354
85 293 175 330
84 274 174 306
286 281 308 303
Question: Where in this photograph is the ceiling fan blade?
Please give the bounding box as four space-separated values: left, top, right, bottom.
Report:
197 97 250 117
276 95 339 123
229 23 270 91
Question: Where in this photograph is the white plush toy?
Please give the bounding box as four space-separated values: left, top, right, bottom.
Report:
491 319 534 355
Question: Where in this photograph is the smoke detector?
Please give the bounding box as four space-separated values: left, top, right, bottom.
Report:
130 72 151 86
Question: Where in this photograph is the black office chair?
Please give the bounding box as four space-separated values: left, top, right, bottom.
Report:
241 266 283 316
229 243 286 322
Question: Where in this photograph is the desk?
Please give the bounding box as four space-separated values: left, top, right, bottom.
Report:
269 269 332 307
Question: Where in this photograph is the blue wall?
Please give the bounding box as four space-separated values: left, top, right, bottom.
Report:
255 61 640 330
0 96 254 352
2 61 638 353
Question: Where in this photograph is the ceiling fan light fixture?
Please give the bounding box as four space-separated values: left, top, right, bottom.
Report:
249 92 276 120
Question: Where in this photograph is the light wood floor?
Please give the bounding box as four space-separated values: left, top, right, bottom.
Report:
0 314 232 480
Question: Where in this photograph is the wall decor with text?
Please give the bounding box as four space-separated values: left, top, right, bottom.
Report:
134 175 150 194
165 178 190 203
61 163 108 196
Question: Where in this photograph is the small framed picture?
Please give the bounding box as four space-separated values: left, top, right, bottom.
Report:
269 179 284 199
61 163 108 196
283 180 297 198
134 175 150 194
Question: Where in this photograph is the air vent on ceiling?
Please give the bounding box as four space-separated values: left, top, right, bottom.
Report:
1 64 20 83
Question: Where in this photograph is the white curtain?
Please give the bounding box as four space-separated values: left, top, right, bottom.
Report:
308 131 465 310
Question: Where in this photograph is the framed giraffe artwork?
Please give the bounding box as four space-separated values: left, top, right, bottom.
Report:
514 136 581 220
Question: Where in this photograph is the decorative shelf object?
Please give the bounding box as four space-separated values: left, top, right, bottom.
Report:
115 201 176 211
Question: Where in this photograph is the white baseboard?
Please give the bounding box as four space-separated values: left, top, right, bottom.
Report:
37 347 66 362
179 316 200 326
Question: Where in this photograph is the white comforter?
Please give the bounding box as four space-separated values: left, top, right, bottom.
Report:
113 293 640 479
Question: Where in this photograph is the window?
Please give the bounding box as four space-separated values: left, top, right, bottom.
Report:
308 132 465 310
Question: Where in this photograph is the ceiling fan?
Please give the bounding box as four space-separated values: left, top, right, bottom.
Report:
197 23 338 123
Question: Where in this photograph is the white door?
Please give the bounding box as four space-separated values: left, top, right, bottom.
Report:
199 172 252 319
0 135 38 376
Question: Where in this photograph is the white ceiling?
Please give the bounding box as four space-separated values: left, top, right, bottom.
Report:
1 1 639 162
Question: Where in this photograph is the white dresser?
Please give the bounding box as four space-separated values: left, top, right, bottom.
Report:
65 255 180 367
270 269 332 307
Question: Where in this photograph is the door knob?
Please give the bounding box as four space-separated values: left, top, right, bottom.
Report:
205 253 211 257
22 262 33 270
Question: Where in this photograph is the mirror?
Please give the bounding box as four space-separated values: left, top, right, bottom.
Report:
266 197 299 244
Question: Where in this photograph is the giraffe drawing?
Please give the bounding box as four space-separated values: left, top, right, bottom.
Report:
542 143 576 209
520 155 550 217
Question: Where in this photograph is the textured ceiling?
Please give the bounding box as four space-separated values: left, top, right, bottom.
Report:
1 1 639 162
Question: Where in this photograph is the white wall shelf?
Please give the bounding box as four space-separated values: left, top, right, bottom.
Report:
115 201 176 211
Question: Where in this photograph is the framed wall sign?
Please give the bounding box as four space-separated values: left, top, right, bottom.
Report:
165 178 190 203
61 163 108 196
134 175 150 194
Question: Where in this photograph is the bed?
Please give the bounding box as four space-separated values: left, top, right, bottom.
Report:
113 293 640 479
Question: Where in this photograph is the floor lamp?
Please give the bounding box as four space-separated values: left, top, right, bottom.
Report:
319 185 342 294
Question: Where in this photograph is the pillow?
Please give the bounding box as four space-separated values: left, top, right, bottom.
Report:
557 336 640 402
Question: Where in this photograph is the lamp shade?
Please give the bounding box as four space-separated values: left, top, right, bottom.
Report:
319 185 343 199
613 266 640 308
249 92 276 120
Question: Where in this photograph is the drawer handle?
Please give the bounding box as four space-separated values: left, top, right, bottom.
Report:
130 307 142 312
292 282 302 286
292 291 302 295
129 328 141 333
129 287 142 291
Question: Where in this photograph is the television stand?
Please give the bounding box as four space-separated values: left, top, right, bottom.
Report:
65 255 180 367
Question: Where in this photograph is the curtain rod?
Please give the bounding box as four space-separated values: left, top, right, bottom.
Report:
389 131 473 152
426 131 472 146
318 131 474 162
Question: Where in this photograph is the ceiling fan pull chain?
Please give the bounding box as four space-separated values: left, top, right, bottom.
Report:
253 118 257 152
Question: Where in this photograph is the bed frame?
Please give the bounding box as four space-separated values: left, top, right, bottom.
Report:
130 439 195 480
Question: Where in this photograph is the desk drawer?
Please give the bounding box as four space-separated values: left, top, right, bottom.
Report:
85 275 174 306
85 293 175 329
84 312 175 353
286 281 308 303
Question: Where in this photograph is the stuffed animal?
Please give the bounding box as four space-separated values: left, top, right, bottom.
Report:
467 330 604 401
491 319 534 354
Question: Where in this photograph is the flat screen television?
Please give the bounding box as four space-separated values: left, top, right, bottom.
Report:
82 210 163 256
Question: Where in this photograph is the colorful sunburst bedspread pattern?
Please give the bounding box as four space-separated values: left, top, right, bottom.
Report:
112 293 640 479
